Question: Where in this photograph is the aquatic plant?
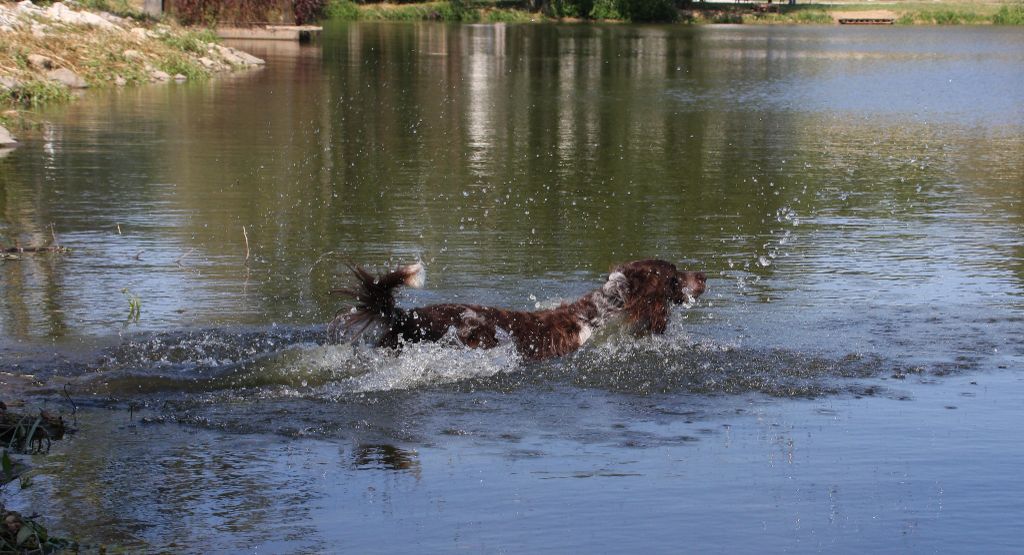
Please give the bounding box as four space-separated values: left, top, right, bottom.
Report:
2 79 73 108
1 450 13 482
122 288 142 323
0 501 76 554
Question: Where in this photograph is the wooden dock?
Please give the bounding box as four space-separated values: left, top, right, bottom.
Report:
838 18 894 25
216 25 322 42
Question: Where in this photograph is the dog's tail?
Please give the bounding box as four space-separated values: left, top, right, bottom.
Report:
328 262 425 342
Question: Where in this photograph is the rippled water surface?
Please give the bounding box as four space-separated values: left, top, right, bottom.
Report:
2 23 1023 552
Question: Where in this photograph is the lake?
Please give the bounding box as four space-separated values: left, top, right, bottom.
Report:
1 22 1023 552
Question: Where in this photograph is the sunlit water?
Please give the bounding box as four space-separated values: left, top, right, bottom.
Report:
1 23 1023 551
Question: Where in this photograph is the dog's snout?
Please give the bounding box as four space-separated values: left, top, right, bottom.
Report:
694 271 707 284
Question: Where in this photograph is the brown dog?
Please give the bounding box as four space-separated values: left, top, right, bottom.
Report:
329 260 706 361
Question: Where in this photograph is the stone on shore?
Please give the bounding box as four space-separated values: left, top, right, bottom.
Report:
173 73 187 82
45 2 116 29
198 57 222 71
15 1 44 17
27 54 53 70
214 44 265 66
150 69 170 81
0 76 20 91
46 67 87 88
0 125 17 147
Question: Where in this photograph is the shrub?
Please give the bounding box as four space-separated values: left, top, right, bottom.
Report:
294 0 328 23
170 0 295 26
993 4 1024 25
618 0 677 22
547 0 593 18
791 10 831 24
589 0 621 19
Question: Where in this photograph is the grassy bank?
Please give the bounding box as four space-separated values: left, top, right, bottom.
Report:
0 1 263 130
326 0 541 22
323 0 1024 24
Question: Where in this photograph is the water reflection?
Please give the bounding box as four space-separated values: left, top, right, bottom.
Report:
352 443 421 474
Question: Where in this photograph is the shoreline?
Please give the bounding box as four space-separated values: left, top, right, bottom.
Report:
323 0 1024 25
0 1 265 146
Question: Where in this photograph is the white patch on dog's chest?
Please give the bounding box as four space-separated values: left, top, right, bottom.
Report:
577 323 593 346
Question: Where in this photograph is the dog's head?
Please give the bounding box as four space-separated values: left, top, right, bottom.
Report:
602 259 707 334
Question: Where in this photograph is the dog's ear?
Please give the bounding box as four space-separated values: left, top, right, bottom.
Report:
401 262 426 289
602 271 629 303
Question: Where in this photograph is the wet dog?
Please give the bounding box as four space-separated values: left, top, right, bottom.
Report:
329 259 706 361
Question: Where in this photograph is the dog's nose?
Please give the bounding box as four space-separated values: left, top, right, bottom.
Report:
694 271 707 283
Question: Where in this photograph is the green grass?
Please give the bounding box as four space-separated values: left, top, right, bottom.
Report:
328 0 537 22
326 0 362 19
993 3 1024 24
158 52 209 82
741 8 834 24
484 8 536 22
160 28 220 54
900 7 989 24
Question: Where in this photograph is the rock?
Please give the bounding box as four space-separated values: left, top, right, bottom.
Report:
114 75 127 86
0 125 17 147
46 67 88 88
45 2 116 29
97 10 126 25
124 49 144 61
27 54 53 70
129 27 148 41
150 70 170 81
198 56 221 71
173 73 187 82
0 4 19 28
0 76 20 90
213 45 243 66
215 44 265 66
16 1 44 16
232 48 265 66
